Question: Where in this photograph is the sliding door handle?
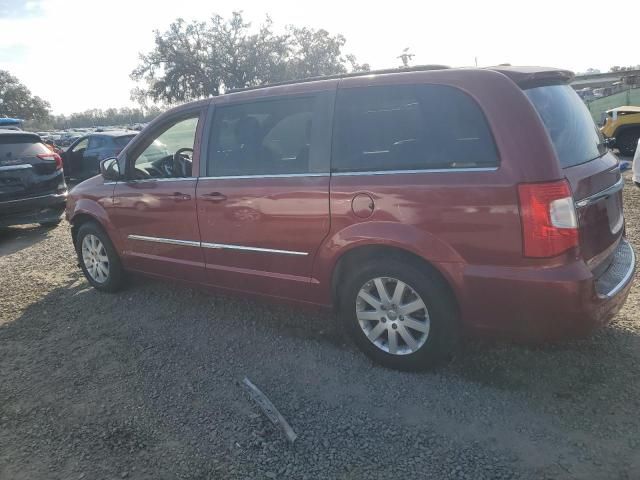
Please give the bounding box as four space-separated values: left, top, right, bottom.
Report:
201 192 227 202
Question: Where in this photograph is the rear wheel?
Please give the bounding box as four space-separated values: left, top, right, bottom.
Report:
338 258 459 371
616 129 640 157
76 222 124 292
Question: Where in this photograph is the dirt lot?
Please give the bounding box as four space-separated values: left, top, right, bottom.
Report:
1 176 640 480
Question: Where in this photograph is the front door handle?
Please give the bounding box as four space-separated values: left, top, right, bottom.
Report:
201 192 227 202
168 192 192 201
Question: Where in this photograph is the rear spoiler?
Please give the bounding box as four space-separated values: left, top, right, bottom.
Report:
486 66 574 89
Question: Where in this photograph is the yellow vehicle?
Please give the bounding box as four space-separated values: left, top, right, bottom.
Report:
601 106 640 156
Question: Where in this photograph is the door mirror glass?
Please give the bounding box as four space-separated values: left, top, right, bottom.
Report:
100 157 120 180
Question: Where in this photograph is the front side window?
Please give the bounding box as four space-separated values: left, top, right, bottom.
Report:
332 85 499 172
71 138 89 153
208 96 316 176
131 116 199 179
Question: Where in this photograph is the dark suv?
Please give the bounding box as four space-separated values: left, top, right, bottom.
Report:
62 131 137 181
66 66 635 370
0 130 67 227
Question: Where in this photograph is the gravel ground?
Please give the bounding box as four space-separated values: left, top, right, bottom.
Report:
1 174 640 480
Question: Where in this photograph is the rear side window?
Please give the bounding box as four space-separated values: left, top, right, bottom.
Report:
114 135 136 147
0 136 49 162
525 85 606 168
208 96 317 176
332 85 499 172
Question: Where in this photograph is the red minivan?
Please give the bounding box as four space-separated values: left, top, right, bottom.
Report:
66 66 635 370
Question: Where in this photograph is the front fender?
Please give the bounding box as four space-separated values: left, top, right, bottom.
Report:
70 198 111 229
67 188 123 252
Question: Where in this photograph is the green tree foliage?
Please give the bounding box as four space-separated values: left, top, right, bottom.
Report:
131 11 369 104
0 70 51 121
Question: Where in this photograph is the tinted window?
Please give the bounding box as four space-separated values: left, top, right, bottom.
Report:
0 136 49 162
114 135 136 147
88 136 107 149
332 85 498 172
133 116 199 179
525 85 606 168
208 96 316 176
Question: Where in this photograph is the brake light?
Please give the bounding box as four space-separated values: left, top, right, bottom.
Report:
37 152 63 170
518 180 578 258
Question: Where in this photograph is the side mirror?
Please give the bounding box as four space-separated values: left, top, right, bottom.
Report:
100 157 121 181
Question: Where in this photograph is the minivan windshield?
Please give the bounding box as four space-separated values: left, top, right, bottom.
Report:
525 84 606 168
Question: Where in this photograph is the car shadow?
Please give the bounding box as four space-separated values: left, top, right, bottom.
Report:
0 224 58 257
3 272 640 478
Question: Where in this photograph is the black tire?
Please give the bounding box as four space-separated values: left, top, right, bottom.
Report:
616 129 640 157
75 221 125 292
338 258 459 371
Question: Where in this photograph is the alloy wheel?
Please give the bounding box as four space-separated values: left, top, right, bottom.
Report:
81 234 110 283
355 277 430 355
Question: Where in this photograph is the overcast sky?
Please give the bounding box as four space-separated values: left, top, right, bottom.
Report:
1 0 638 115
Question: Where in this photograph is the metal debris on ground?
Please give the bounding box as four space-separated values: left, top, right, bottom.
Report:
242 377 298 443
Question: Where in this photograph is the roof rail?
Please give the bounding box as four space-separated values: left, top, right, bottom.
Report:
226 64 450 94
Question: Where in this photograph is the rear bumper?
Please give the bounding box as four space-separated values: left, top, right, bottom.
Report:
0 192 67 227
456 239 635 341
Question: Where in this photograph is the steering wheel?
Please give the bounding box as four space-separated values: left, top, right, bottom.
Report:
173 148 194 177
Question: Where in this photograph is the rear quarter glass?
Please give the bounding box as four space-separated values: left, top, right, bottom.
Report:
524 85 607 168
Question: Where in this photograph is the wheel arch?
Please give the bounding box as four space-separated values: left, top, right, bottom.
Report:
330 244 461 316
68 199 120 251
70 213 101 248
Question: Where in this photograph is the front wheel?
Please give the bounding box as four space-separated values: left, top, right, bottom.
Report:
76 222 124 292
338 259 459 371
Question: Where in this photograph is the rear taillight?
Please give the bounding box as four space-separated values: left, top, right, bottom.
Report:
37 152 63 170
518 180 578 258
